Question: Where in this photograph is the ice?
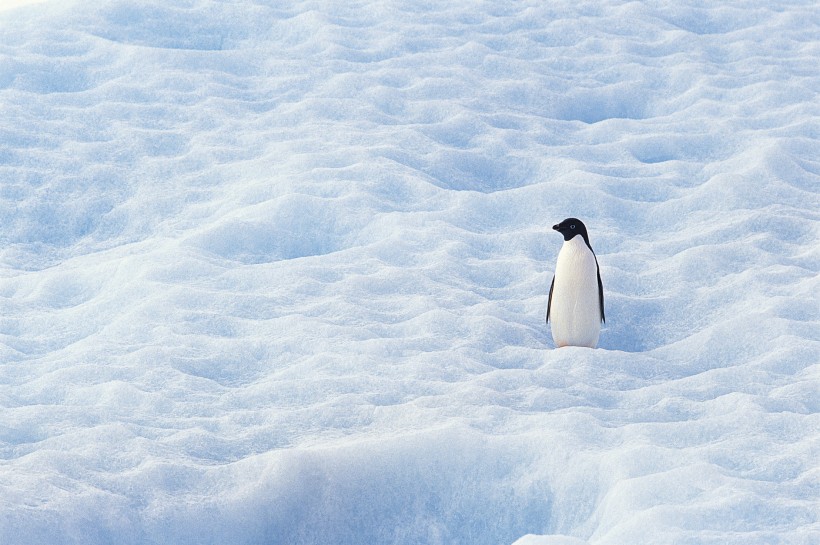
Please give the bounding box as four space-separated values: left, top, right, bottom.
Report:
0 0 818 544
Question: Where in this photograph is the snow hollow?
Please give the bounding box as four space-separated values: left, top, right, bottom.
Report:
0 1 818 544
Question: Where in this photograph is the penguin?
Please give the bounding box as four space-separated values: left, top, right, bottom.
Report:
546 218 605 348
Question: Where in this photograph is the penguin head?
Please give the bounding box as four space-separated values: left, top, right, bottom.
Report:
553 218 590 245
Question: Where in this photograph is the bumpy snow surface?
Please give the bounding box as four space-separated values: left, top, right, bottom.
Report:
1 1 818 544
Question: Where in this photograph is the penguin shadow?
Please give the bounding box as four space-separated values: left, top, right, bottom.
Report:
594 295 669 352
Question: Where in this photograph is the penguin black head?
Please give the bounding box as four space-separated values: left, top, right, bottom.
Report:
552 218 590 245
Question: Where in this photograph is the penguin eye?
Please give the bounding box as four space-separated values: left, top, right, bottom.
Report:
570 224 576 229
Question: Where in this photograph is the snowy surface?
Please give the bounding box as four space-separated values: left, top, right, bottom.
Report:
0 0 818 543
0 1 47 14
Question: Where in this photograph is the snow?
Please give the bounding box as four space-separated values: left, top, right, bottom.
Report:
0 0 818 543
0 1 47 13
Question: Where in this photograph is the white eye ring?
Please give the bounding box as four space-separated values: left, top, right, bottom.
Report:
570 224 576 229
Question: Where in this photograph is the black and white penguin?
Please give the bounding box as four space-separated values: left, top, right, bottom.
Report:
546 218 605 348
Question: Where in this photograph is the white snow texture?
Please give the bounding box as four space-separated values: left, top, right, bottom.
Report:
0 1 818 544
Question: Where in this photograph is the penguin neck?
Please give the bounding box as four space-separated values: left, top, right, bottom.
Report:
564 233 594 255
558 236 592 262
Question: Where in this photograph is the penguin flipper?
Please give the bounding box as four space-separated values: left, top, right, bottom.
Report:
597 267 605 323
546 275 555 324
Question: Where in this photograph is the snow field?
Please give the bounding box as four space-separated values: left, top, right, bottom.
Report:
0 0 818 544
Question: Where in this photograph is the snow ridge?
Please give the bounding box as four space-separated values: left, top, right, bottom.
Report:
0 1 818 544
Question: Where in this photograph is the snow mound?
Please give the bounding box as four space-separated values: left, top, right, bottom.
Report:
0 1 818 544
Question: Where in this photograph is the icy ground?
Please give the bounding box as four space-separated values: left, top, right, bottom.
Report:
0 1 818 543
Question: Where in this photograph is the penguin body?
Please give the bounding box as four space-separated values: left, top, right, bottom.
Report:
546 218 604 348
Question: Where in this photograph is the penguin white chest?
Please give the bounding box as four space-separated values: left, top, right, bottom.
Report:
550 236 601 348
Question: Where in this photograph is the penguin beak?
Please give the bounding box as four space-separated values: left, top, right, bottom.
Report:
552 224 560 231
